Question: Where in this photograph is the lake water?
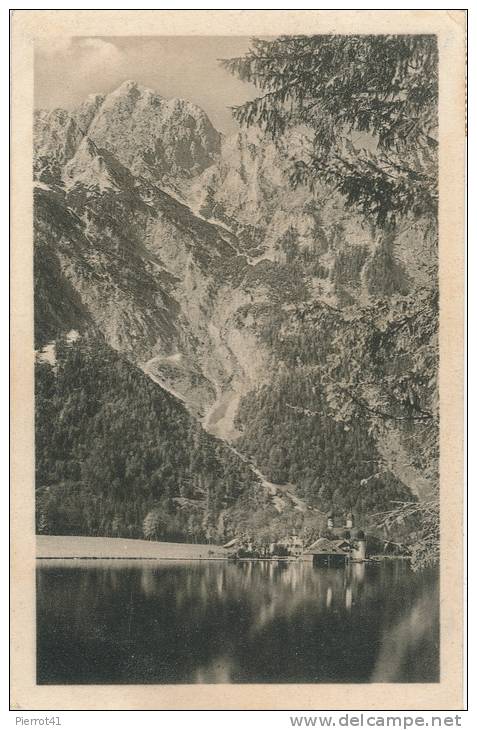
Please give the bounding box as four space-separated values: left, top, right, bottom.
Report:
37 560 439 684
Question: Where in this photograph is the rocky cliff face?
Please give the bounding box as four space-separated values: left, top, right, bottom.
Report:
34 82 274 433
35 80 221 186
188 125 432 302
34 80 432 511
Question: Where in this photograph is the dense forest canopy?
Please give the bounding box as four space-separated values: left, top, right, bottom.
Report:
35 335 416 549
36 336 261 543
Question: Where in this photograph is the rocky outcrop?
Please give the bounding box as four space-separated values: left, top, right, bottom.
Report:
34 109 84 183
35 80 221 186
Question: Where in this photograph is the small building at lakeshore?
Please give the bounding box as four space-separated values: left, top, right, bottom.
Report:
270 534 303 557
303 512 367 565
302 537 349 566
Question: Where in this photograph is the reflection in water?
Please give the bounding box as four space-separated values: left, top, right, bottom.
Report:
37 560 439 684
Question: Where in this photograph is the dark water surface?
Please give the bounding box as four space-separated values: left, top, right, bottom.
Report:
37 560 439 684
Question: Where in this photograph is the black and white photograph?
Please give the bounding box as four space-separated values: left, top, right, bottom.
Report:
10 8 466 711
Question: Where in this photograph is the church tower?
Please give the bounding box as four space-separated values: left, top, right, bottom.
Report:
353 529 367 561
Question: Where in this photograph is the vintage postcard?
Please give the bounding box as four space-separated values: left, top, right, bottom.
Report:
10 9 466 710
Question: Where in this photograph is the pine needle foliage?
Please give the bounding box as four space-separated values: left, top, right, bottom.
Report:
222 35 438 227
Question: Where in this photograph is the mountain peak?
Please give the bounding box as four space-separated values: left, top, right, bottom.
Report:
115 79 140 92
35 80 222 185
82 82 221 181
85 92 106 103
112 79 156 99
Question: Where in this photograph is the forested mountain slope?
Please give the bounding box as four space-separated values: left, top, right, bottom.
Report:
34 74 435 544
36 336 262 541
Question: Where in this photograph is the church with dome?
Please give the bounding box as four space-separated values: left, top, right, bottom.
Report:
302 511 367 566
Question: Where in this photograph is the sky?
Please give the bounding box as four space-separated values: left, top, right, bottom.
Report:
34 36 262 135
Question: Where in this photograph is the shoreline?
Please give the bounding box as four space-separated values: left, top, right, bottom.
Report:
36 534 228 560
36 536 409 563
